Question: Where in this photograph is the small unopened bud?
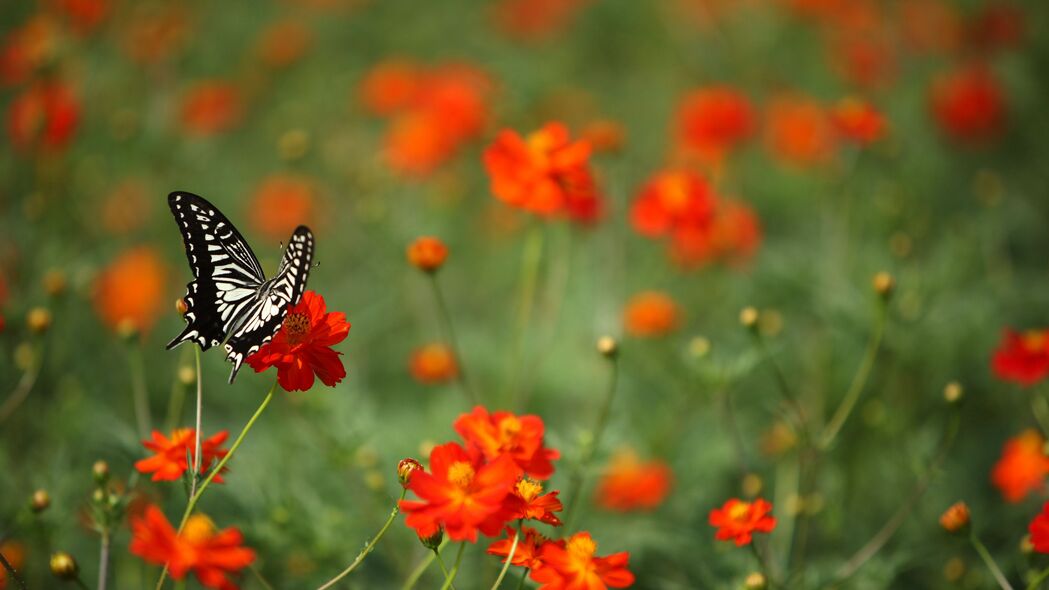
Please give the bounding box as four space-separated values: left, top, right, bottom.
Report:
944 381 963 404
406 236 448 273
31 489 50 513
398 458 423 488
93 460 110 485
872 272 895 299
92 488 106 503
418 528 444 550
741 473 763 498
939 501 970 534
27 307 52 334
14 343 34 371
689 336 711 358
43 270 67 297
743 572 767 590
175 297 189 315
739 307 759 331
596 336 618 359
116 318 138 342
50 552 79 580
1021 534 1035 555
178 366 196 386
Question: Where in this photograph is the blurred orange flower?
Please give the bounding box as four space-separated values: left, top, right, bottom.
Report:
709 498 776 546
179 81 244 137
121 6 189 65
491 0 591 41
487 526 554 570
929 64 1005 144
506 476 563 526
595 449 672 512
1029 501 1049 553
406 236 448 272
0 16 60 86
764 94 835 166
455 406 560 479
248 174 317 241
991 429 1049 503
630 170 718 238
623 291 681 337
899 0 962 55
581 119 626 154
992 328 1049 387
674 86 755 168
130 505 255 590
135 428 229 482
7 80 79 153
483 122 603 223
93 246 167 333
830 98 886 145
674 200 762 268
409 343 458 385
530 531 635 589
256 20 312 69
0 540 25 590
360 60 421 116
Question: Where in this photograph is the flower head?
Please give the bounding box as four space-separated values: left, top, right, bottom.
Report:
530 531 635 589
929 64 1005 144
93 247 167 333
992 429 1049 503
409 343 458 385
830 98 887 145
709 498 777 546
454 406 560 479
407 237 448 273
487 526 555 570
992 328 1049 387
246 291 351 392
623 291 681 338
939 501 970 533
630 170 718 238
764 94 835 167
179 81 243 137
7 80 79 153
249 175 317 241
506 477 563 526
674 86 754 167
595 449 672 512
134 429 229 482
1028 501 1049 553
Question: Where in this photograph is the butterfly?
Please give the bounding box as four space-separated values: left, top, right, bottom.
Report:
166 191 314 383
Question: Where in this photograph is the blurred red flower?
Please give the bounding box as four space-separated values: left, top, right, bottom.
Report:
454 406 560 479
709 498 776 546
483 122 603 223
764 94 835 166
248 174 318 241
487 526 555 570
830 98 886 145
530 531 635 589
674 86 755 168
135 429 229 482
929 64 1005 144
623 291 681 337
491 0 591 41
673 199 762 268
179 81 244 137
966 3 1024 53
992 328 1049 387
595 449 672 512
93 246 167 333
130 505 255 590
0 541 25 590
506 477 563 526
7 80 79 153
406 236 448 272
256 20 312 69
53 0 109 33
630 170 718 238
246 291 351 392
360 60 421 116
409 343 458 385
0 16 60 86
400 441 522 542
992 429 1049 503
1028 501 1049 553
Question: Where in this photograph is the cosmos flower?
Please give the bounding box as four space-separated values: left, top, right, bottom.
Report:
1028 501 1049 553
630 170 718 239
623 291 681 337
991 429 1049 503
454 406 560 479
487 526 556 570
92 247 168 333
595 449 672 512
991 328 1049 387
830 98 887 145
709 498 777 546
505 477 563 526
179 81 244 137
409 343 459 385
248 175 318 242
246 291 351 392
674 86 755 167
406 236 449 273
7 80 79 153
530 531 635 589
135 429 229 482
929 64 1005 144
763 94 835 167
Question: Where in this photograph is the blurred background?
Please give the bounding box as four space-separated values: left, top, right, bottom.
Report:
1 0 1048 588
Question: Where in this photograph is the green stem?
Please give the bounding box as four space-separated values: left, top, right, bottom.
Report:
129 344 152 439
819 302 887 449
507 225 544 407
970 532 1015 590
250 564 276 590
315 489 408 590
0 548 26 590
189 347 204 499
489 527 520 590
754 336 809 442
1033 394 1049 439
400 538 447 590
98 531 111 590
0 339 45 424
73 577 90 590
564 356 619 531
515 568 530 590
1027 566 1049 590
154 380 277 590
439 543 467 590
429 274 478 405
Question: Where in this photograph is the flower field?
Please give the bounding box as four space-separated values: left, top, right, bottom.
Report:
1 1 1048 588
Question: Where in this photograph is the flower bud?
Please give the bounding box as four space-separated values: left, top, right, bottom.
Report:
872 271 895 299
741 473 763 498
178 365 196 386
743 572 767 590
689 336 711 358
27 307 52 334
407 236 448 273
939 501 970 534
418 527 444 551
30 489 50 513
50 552 79 580
43 270 67 298
398 458 422 488
944 381 963 405
596 336 618 359
739 307 759 332
93 460 110 485
92 488 106 503
1021 534 1034 555
175 297 189 316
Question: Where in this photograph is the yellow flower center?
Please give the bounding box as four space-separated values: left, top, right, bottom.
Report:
182 514 216 544
728 501 752 522
283 311 311 344
1024 330 1046 353
566 534 596 561
658 173 692 213
515 478 543 502
447 461 475 489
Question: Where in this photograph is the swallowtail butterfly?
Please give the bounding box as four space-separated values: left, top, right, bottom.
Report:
166 191 314 383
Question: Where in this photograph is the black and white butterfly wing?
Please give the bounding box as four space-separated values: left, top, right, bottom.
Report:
167 192 268 353
222 225 314 382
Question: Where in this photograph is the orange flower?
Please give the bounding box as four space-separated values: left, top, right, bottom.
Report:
406 236 448 272
939 501 970 533
7 80 79 153
359 59 421 115
992 429 1049 503
93 246 167 333
1029 501 1049 553
134 429 229 482
409 343 458 385
830 98 886 145
130 505 255 590
992 328 1049 387
630 170 718 238
0 16 60 86
709 498 776 546
623 291 681 337
672 199 762 268
595 449 672 512
674 86 754 167
899 0 962 55
506 477 563 526
454 406 560 479
929 64 1005 144
530 531 635 589
248 174 317 241
491 0 591 41
0 540 25 590
764 94 835 166
400 441 522 542
487 526 555 570
483 122 603 223
255 20 312 68
246 291 351 392
56 0 109 33
179 81 243 137
966 3 1024 54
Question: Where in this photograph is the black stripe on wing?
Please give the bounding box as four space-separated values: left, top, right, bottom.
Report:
222 226 314 383
166 191 267 352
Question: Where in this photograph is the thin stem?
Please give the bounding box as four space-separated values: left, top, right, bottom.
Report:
1033 394 1049 439
1026 566 1049 590
0 548 27 590
819 302 888 449
189 347 203 499
250 565 276 590
72 577 90 590
439 543 467 590
315 489 408 590
515 568 530 590
400 538 448 590
507 225 544 406
0 341 45 424
489 528 520 590
128 344 152 439
564 356 619 531
754 336 809 442
428 274 478 405
970 532 1015 590
155 380 278 590
98 531 111 590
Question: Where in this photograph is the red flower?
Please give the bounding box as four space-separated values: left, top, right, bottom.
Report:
595 449 672 512
630 170 718 238
454 406 560 479
929 64 1005 144
709 498 776 546
1028 501 1049 553
409 343 458 385
992 429 1049 503
764 94 835 166
483 122 603 223
400 441 522 542
0 16 60 87
623 291 681 337
246 291 351 392
7 80 79 153
487 526 556 570
135 429 229 482
491 0 591 41
530 532 635 589
992 328 1049 387
179 81 243 137
672 199 762 268
674 86 754 167
830 98 887 145
130 505 255 590
506 477 563 526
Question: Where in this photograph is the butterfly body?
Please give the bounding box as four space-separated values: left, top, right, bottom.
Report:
166 191 313 383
